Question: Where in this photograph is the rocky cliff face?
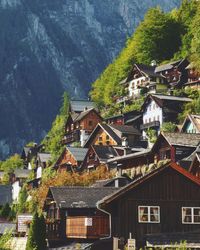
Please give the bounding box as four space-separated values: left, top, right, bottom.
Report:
0 0 180 158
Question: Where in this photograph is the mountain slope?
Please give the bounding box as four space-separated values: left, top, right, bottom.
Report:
0 0 180 158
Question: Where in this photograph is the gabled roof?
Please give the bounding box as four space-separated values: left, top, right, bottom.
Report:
109 124 140 135
0 222 16 235
14 169 31 178
49 186 118 208
0 185 12 205
181 114 200 133
84 123 122 148
155 59 184 73
141 94 192 111
70 100 95 113
73 108 102 123
67 147 88 162
37 153 51 163
92 145 119 161
98 162 200 206
160 132 200 147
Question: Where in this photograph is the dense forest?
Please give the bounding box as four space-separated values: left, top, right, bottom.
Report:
90 0 199 114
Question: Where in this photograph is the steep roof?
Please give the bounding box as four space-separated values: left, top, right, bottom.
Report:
161 132 200 147
70 100 95 113
14 169 31 178
49 186 118 208
84 123 122 148
135 64 161 78
109 124 141 135
155 59 183 73
92 145 119 161
181 114 200 133
0 185 12 205
67 147 88 162
37 153 51 163
73 108 101 123
98 162 200 206
152 94 191 103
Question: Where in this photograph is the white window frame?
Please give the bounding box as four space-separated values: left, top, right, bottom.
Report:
138 206 160 223
182 207 200 224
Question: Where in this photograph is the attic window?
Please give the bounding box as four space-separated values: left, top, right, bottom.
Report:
99 136 102 141
88 120 93 127
182 207 200 224
138 206 160 223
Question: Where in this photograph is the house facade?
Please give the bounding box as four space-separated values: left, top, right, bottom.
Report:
141 94 191 137
184 63 200 90
63 108 102 146
98 162 200 249
181 114 200 134
44 186 118 245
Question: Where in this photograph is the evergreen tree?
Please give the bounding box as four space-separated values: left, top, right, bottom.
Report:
26 212 39 250
42 91 69 162
18 186 28 213
26 212 47 250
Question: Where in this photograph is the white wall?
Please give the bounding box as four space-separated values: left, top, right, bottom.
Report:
36 166 42 179
12 181 21 202
128 76 146 97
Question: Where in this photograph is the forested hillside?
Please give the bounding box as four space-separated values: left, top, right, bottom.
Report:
90 0 199 112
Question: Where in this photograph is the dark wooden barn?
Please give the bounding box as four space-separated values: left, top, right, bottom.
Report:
43 186 118 245
98 162 200 249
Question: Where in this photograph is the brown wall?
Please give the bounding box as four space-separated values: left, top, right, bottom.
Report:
57 149 78 167
93 130 118 146
106 167 200 248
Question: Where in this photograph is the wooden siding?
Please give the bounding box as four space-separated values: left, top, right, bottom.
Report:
94 130 118 146
56 149 78 168
66 216 109 239
106 167 200 248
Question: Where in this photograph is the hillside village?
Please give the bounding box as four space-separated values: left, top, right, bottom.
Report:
0 56 200 250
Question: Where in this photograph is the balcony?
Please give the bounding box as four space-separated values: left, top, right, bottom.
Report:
140 121 160 130
62 130 80 144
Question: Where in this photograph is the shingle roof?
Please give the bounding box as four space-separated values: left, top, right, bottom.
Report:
73 108 101 123
152 94 192 103
136 64 161 78
50 186 118 208
109 124 141 135
155 59 182 73
70 100 95 113
0 185 12 205
38 153 51 163
0 222 16 235
162 132 200 147
92 145 118 161
14 169 31 178
67 147 88 162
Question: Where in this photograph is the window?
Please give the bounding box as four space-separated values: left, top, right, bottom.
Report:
106 135 110 140
182 207 200 224
138 206 160 223
99 136 102 141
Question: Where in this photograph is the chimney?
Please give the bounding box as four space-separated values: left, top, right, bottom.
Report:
84 106 88 112
151 60 157 67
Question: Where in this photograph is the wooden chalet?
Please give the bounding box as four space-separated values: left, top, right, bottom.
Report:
21 144 43 169
184 63 200 90
105 110 142 131
189 147 200 178
63 108 102 146
155 58 189 88
152 132 200 164
44 186 118 244
141 94 191 136
12 169 31 201
54 147 88 172
35 152 51 179
98 162 200 249
81 145 119 171
181 114 200 134
84 123 141 149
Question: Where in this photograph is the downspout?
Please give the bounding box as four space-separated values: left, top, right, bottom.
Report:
96 200 112 240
